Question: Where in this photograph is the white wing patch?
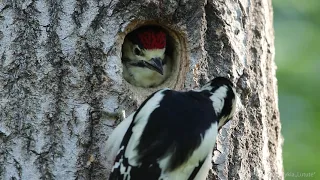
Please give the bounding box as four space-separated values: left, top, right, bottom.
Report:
209 85 228 116
120 164 132 179
111 146 124 171
106 113 134 163
124 89 167 166
158 122 218 180
194 154 212 180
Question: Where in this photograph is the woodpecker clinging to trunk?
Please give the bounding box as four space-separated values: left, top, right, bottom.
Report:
122 26 171 88
106 77 237 180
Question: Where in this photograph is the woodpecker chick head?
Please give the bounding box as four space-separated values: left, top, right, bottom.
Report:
201 77 237 130
122 26 170 87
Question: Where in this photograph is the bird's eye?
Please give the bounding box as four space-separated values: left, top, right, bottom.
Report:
134 47 142 56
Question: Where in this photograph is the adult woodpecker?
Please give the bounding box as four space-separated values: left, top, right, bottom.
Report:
106 77 237 180
122 26 171 88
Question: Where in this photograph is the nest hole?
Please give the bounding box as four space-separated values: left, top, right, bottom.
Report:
121 24 187 88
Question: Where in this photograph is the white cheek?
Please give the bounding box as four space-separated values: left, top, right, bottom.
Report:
209 86 228 115
135 54 147 61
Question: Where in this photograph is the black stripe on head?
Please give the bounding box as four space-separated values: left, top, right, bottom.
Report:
130 61 147 68
208 77 234 92
209 77 236 127
219 86 235 120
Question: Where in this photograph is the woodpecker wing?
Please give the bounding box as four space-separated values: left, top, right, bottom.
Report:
109 89 219 180
189 154 212 180
106 113 134 164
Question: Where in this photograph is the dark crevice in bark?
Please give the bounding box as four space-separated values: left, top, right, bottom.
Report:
72 0 89 27
13 158 22 179
91 5 111 31
34 0 65 179
113 0 134 15
228 111 246 179
204 2 234 79
74 41 107 179
0 1 41 179
172 0 184 22
86 45 108 180
237 0 248 30
74 42 95 180
33 149 54 180
91 1 119 31
0 4 10 13
85 44 98 180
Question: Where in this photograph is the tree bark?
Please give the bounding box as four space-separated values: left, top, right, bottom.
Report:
0 0 283 180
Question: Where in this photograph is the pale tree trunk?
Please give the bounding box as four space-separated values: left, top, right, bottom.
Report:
0 0 282 180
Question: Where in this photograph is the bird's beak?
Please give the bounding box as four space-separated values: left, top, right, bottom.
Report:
144 58 164 75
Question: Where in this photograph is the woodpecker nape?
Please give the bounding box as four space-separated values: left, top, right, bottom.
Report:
106 77 237 180
122 26 172 88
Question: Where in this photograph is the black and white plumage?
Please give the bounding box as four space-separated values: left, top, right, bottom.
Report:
106 77 237 180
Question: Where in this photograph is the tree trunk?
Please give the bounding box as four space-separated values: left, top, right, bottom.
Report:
0 0 282 180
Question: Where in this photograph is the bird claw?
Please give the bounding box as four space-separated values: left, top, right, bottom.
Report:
104 110 126 127
212 162 220 166
91 109 126 127
213 146 222 154
212 146 224 166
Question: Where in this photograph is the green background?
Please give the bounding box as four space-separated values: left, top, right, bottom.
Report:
273 0 319 179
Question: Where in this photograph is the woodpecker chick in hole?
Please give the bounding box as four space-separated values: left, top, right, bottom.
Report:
106 77 237 180
122 26 171 88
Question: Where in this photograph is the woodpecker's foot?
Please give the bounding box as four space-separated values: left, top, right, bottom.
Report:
105 110 126 127
212 157 225 166
213 145 222 154
91 109 126 127
212 146 224 166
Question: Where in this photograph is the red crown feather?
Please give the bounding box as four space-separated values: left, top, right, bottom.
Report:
138 30 166 50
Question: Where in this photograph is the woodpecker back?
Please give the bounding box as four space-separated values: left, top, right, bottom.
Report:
106 77 237 180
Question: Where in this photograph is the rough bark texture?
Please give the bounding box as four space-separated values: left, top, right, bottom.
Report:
0 0 282 180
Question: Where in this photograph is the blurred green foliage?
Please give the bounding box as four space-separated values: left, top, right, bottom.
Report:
273 0 320 179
